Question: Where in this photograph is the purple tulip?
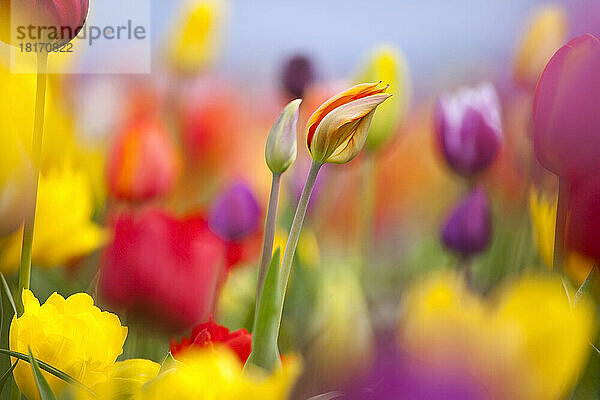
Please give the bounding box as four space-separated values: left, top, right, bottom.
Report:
533 34 600 181
208 181 261 241
344 340 487 400
434 82 502 176
441 186 491 256
281 54 316 99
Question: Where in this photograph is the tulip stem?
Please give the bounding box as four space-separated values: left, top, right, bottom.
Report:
16 51 48 316
553 179 569 274
279 161 322 300
255 172 281 314
12 50 48 400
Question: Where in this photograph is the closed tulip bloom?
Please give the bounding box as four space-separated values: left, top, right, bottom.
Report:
0 0 89 46
306 82 391 164
357 45 411 151
107 118 181 202
514 5 568 86
170 316 252 363
434 82 502 176
281 54 316 99
167 0 225 74
441 186 491 256
533 34 600 181
100 209 226 331
265 99 301 174
10 290 128 400
209 181 261 242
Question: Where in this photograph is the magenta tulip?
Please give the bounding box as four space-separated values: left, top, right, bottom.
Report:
533 34 600 181
441 186 492 257
434 83 502 177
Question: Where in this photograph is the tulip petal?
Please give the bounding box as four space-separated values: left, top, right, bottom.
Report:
306 82 387 151
311 93 391 163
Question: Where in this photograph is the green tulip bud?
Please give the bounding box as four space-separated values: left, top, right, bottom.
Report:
265 99 301 174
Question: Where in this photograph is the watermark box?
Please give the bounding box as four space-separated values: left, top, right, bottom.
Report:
10 0 151 74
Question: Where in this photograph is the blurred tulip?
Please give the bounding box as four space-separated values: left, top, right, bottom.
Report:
170 316 252 363
533 34 600 181
434 82 502 176
100 209 226 332
357 44 410 151
281 54 316 99
167 0 225 74
514 5 568 87
265 99 301 174
10 290 128 400
529 189 595 282
400 271 595 400
76 359 160 400
306 82 391 164
0 164 107 271
107 118 181 202
0 128 34 236
209 181 261 242
304 264 374 386
441 186 491 257
0 0 89 46
141 348 301 400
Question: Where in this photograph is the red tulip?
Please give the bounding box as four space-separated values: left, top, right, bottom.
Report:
170 316 252 363
533 34 600 181
99 209 226 332
1 0 89 46
107 118 181 202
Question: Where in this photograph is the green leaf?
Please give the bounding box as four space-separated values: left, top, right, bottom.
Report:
158 352 178 375
245 247 282 372
27 348 56 400
575 264 597 304
0 274 16 316
0 349 94 397
0 361 17 393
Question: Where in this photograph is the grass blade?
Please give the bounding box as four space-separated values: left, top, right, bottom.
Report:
0 274 16 316
0 349 95 397
28 348 56 400
0 361 17 392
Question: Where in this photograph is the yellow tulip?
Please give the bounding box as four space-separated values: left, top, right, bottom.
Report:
529 188 595 283
357 44 410 151
400 271 595 400
305 264 374 385
167 0 226 74
140 348 301 400
514 5 568 86
273 228 320 268
10 289 128 400
75 359 161 400
306 82 391 164
0 164 108 271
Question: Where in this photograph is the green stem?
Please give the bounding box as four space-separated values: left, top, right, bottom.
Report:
255 173 281 315
359 153 376 276
553 179 569 274
13 50 48 400
279 161 322 300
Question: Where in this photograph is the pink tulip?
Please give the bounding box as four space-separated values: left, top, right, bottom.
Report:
533 34 600 181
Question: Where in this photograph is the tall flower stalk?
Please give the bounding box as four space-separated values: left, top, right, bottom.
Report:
17 52 48 316
248 83 390 372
